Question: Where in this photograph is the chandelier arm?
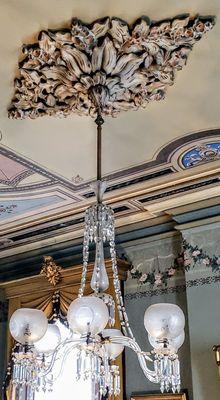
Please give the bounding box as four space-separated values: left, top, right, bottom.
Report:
46 342 81 382
109 336 158 383
109 336 152 360
40 338 85 376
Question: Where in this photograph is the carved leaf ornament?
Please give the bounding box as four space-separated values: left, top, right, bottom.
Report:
40 255 62 286
8 15 214 119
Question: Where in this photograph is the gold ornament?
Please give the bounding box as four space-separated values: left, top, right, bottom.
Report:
40 256 62 286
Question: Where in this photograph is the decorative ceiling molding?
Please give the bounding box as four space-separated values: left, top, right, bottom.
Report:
0 153 34 187
0 129 219 197
0 145 83 194
0 130 218 247
8 14 214 119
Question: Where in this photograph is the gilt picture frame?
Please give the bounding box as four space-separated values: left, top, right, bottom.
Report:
131 394 187 400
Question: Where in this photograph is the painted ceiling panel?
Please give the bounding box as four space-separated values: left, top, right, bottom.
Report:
0 130 218 232
0 195 62 220
0 153 33 186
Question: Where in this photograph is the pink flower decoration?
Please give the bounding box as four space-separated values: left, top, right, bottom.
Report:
192 250 200 256
154 274 162 286
168 268 176 276
139 273 148 283
202 258 210 265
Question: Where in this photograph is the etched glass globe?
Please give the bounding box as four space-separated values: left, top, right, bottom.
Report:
144 303 185 339
9 308 48 344
34 323 61 353
102 329 124 359
148 330 185 351
67 296 109 335
169 331 185 351
148 334 165 350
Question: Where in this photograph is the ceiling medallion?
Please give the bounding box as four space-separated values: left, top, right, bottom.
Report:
8 14 214 119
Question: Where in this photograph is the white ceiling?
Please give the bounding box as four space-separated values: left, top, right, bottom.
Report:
0 0 219 183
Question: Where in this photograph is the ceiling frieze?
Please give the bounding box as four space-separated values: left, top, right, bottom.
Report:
8 15 214 119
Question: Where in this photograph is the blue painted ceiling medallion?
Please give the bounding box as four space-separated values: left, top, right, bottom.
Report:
181 142 220 168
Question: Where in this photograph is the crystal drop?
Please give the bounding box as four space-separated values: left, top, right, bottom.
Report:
91 239 109 292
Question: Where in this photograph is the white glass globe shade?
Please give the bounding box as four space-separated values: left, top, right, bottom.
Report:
102 329 124 359
148 334 165 350
170 331 185 351
144 303 185 339
34 324 61 353
9 308 48 344
67 296 109 335
148 330 185 351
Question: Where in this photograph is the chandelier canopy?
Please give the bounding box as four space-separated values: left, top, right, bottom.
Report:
6 11 214 400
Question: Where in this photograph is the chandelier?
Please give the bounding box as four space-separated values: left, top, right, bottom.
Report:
6 13 215 400
8 107 185 400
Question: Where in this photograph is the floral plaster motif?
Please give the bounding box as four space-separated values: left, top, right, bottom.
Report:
8 15 214 119
40 256 62 286
72 174 84 184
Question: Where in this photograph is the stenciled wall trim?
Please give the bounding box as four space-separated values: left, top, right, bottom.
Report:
125 274 220 300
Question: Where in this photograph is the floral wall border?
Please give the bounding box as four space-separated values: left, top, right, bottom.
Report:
129 239 220 288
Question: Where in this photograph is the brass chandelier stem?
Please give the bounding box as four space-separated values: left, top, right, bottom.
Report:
95 112 104 203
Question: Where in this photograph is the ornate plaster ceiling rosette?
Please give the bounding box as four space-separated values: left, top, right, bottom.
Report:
8 15 214 119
